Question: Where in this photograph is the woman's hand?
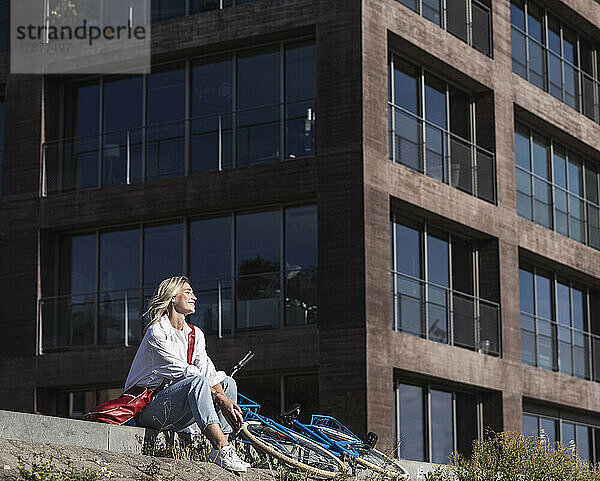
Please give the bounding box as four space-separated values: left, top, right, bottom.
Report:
217 394 244 434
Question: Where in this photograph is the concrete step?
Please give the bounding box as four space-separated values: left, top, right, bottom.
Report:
0 410 144 454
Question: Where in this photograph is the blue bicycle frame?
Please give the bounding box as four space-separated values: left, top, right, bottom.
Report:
236 394 366 465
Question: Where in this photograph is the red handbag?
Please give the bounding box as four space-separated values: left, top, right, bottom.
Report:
84 323 196 425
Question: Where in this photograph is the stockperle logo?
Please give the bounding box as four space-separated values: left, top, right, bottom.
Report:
11 0 151 74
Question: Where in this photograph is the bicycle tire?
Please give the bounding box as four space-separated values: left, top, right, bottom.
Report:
315 426 409 478
241 421 345 478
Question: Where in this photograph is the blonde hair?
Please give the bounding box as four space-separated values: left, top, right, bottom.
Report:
143 275 190 332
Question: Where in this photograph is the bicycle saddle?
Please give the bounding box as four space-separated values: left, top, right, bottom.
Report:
279 403 301 424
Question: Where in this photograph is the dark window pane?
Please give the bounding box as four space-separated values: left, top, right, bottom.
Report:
526 2 543 42
143 223 183 291
99 229 140 345
585 168 598 204
451 237 472 294
431 389 454 463
285 206 317 326
285 43 316 159
556 281 570 326
553 145 567 188
57 235 97 348
523 413 539 436
236 211 280 330
547 16 561 54
449 86 470 141
519 267 535 314
396 0 418 13
394 222 421 277
515 124 531 170
427 234 449 287
456 392 477 458
147 63 186 180
191 55 234 173
393 56 419 114
151 0 186 21
532 133 549 179
284 374 319 423
576 425 591 462
447 0 468 43
425 75 447 129
237 47 281 166
189 216 232 334
510 0 525 30
398 384 425 461
103 77 143 186
423 0 442 26
540 417 557 445
562 421 576 445
535 272 552 320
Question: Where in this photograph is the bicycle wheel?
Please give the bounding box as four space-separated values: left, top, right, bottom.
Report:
314 426 409 478
241 421 345 478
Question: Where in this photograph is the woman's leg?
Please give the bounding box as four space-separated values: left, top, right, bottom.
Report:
136 375 226 447
216 376 238 435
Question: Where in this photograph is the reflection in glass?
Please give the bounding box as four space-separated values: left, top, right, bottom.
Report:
398 384 424 461
431 389 453 463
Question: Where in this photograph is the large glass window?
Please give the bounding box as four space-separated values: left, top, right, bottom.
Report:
46 41 316 194
388 54 496 203
515 122 600 249
41 205 317 351
391 216 500 355
520 262 600 381
395 381 484 462
395 0 492 56
511 0 600 122
523 408 600 463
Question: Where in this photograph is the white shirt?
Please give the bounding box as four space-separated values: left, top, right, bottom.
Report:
124 316 226 391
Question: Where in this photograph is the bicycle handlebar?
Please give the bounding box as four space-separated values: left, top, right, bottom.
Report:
230 350 254 378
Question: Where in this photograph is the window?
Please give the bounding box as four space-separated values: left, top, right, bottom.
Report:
520 262 600 381
39 387 123 419
41 205 317 351
151 0 261 22
511 0 600 122
0 0 7 52
395 0 492 56
388 54 496 203
515 123 600 249
45 41 316 194
395 380 489 462
523 407 600 463
236 372 319 423
391 216 501 355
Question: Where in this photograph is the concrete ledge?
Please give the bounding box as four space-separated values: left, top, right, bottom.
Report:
397 460 441 480
0 410 144 454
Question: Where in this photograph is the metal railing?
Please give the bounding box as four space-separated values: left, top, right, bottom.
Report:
42 99 316 195
521 312 600 381
392 271 501 356
388 103 496 204
39 268 317 353
511 26 600 123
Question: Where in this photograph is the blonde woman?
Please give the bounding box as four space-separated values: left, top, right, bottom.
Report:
125 275 248 472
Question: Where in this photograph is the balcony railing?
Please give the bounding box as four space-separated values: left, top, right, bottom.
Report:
42 100 316 195
521 312 600 381
39 268 317 353
392 271 501 356
388 103 496 204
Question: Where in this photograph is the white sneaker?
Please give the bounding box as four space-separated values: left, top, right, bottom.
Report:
208 445 248 473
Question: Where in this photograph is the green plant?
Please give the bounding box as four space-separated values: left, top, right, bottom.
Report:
17 454 104 481
424 432 600 481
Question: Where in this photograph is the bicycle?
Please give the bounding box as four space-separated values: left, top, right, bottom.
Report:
230 352 409 478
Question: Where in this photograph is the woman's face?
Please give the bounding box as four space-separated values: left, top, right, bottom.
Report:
171 282 197 315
